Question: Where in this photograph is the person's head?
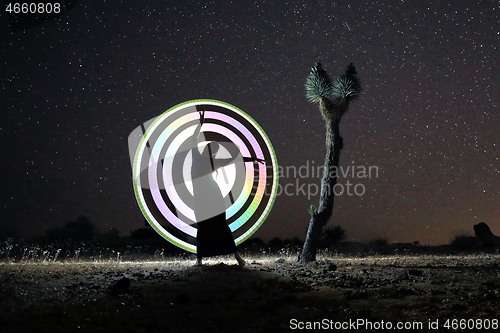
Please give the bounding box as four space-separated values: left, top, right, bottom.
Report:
206 141 219 157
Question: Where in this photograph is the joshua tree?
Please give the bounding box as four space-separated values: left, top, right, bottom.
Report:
298 62 362 263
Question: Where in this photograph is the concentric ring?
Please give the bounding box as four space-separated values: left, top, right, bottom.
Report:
132 100 278 253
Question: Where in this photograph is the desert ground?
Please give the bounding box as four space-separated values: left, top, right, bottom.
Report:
1 253 500 333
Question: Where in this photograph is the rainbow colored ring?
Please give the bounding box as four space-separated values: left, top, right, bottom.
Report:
133 100 278 253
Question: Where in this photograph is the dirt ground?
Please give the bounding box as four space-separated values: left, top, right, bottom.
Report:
1 254 500 332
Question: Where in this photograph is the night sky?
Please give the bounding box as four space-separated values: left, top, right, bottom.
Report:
1 0 499 246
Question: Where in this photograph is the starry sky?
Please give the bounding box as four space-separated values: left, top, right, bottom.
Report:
1 0 499 245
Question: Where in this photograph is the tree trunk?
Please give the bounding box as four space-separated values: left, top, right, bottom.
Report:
298 116 343 263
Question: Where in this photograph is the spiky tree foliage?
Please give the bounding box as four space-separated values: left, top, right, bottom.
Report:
299 62 362 263
331 63 362 103
308 204 318 217
305 62 333 104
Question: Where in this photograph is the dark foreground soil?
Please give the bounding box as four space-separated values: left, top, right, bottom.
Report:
1 254 500 333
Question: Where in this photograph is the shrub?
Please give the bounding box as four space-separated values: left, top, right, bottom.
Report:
450 231 482 251
268 237 284 251
364 238 390 254
319 225 346 248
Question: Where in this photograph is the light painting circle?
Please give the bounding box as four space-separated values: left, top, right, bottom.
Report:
133 100 278 253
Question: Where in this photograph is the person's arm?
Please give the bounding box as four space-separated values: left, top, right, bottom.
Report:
243 157 267 164
212 156 266 170
191 110 205 148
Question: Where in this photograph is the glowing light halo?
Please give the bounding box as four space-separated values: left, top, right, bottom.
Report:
132 100 278 253
158 124 254 229
147 122 255 239
154 123 256 226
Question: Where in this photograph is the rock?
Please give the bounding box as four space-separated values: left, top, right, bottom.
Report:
111 277 130 295
408 269 423 276
275 258 285 264
396 270 409 281
474 222 495 238
327 263 337 271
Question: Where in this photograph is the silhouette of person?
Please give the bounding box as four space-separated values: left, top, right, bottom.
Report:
191 110 265 266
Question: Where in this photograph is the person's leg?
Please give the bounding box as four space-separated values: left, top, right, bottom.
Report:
234 252 245 267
